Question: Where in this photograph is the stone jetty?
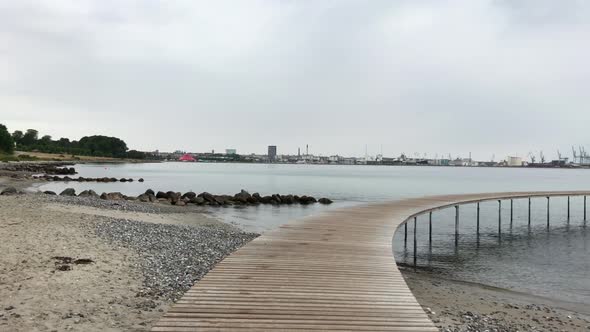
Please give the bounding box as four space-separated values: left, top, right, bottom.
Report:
1 163 76 175
49 188 333 207
33 175 139 183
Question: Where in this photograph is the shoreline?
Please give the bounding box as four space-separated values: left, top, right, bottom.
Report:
401 267 590 331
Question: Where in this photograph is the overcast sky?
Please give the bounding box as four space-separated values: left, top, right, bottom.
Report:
1 0 589 160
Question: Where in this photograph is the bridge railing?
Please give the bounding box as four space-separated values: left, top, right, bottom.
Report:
398 192 590 267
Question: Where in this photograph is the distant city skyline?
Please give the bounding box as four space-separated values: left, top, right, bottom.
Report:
165 144 577 164
2 1 589 160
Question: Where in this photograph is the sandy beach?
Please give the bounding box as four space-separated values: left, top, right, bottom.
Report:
0 194 156 331
0 190 257 331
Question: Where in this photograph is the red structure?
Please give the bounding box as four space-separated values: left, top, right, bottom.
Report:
179 153 196 162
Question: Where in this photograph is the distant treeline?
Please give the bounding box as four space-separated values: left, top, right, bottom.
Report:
0 124 150 159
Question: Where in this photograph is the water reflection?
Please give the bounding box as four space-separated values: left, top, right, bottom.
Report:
395 197 590 307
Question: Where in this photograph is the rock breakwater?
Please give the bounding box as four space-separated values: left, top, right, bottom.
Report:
48 188 333 207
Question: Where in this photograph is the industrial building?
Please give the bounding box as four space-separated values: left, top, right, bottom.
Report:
268 145 277 162
506 156 523 167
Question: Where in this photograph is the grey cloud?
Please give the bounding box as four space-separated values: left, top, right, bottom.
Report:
1 0 589 160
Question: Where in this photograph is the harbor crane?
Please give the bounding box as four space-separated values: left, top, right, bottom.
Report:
528 152 536 164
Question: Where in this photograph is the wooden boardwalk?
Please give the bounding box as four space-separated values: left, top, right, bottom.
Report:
152 191 590 331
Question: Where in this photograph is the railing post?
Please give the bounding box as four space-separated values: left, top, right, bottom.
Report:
567 196 570 221
404 222 407 246
454 205 459 245
510 199 513 226
413 217 417 268
498 200 502 238
476 202 480 237
585 196 587 222
428 211 432 244
528 197 531 226
546 197 550 229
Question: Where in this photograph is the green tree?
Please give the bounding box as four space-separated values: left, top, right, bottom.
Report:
78 135 128 157
5 128 137 159
127 149 147 159
12 130 23 144
0 124 15 154
40 135 52 145
57 137 70 146
21 129 38 146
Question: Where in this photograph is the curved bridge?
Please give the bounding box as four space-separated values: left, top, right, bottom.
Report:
152 191 590 331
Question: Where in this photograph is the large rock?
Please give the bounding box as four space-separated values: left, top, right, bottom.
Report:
59 188 76 196
0 187 17 196
142 193 157 202
198 192 216 203
213 195 229 205
100 192 125 200
280 195 295 204
190 196 206 205
271 194 282 204
145 189 155 196
234 190 251 204
78 190 99 199
299 195 317 205
46 166 76 175
138 178 144 182
43 190 57 195
182 191 197 200
167 191 181 204
156 191 168 199
260 195 273 204
137 193 150 202
318 197 333 204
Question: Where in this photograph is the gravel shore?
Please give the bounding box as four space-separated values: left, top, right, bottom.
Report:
92 216 258 302
401 267 590 332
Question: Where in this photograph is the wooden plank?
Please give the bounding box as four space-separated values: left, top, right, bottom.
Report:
153 191 590 331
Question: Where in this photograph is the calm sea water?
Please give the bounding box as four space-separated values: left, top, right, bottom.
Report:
39 163 590 307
